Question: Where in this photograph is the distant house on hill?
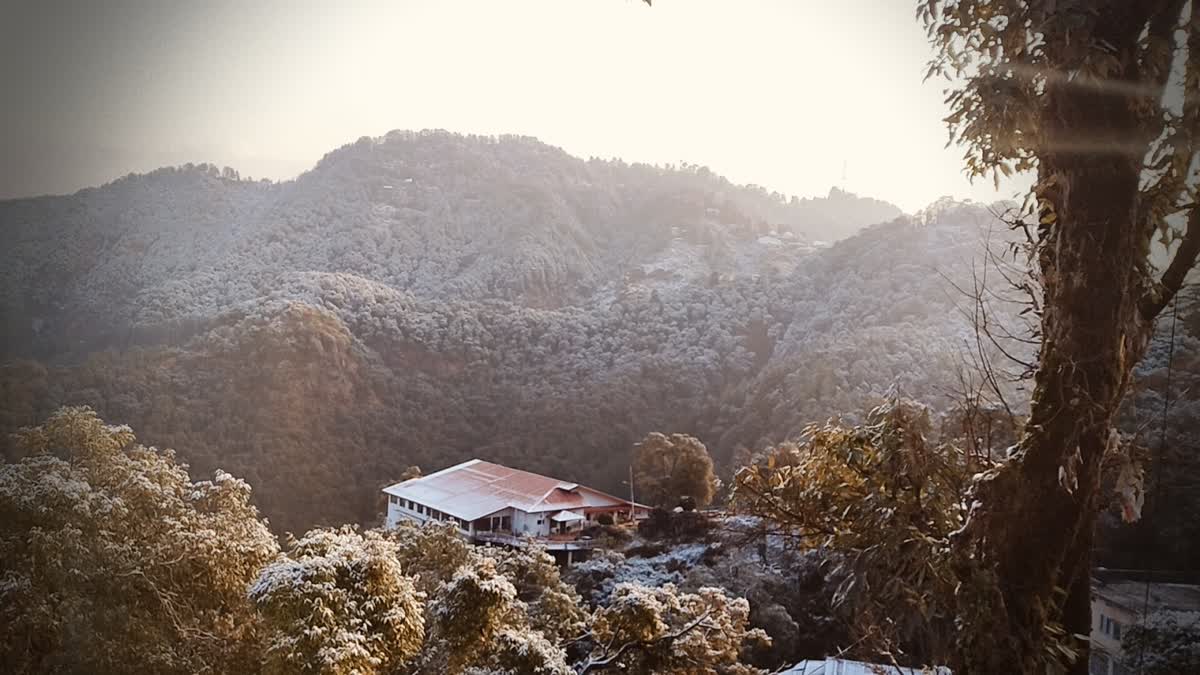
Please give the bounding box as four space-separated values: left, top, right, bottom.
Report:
382 459 649 560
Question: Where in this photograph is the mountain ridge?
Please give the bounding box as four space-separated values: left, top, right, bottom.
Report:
1 130 1009 534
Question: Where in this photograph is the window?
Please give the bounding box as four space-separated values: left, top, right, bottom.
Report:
1099 615 1123 640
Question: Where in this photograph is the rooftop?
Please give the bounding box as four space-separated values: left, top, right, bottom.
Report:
1094 579 1200 614
382 459 642 522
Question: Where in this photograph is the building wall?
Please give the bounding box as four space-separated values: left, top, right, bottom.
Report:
385 494 470 533
1091 596 1133 654
1090 597 1135 675
511 509 527 535
512 509 548 536
476 507 518 533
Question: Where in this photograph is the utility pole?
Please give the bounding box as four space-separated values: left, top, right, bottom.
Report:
628 464 635 521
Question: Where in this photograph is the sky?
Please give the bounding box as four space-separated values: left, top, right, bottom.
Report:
0 0 1031 211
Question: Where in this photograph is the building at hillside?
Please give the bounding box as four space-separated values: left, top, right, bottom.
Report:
1089 574 1200 675
382 459 649 558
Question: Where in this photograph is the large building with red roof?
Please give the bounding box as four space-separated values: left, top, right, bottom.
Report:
382 459 649 552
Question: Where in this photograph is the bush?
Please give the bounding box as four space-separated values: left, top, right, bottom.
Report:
625 542 669 558
637 508 717 542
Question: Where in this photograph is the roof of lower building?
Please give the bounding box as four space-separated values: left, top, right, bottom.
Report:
782 658 950 674
1094 579 1200 614
382 459 645 522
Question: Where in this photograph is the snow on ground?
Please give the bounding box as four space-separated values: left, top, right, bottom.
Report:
573 542 711 604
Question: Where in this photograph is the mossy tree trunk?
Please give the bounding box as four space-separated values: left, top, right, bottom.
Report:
956 5 1200 669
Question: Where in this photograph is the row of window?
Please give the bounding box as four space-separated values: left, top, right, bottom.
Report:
389 495 468 530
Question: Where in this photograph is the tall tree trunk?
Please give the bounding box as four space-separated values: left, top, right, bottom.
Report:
958 14 1163 672
914 1 1200 671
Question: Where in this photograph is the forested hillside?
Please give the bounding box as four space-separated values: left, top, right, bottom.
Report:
0 131 1099 535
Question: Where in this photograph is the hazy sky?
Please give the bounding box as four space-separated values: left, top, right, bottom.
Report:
0 0 1029 211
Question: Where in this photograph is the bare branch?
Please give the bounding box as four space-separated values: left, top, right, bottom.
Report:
1142 202 1200 320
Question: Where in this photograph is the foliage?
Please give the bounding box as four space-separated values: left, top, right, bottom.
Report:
1121 610 1200 675
386 520 475 595
583 583 769 674
732 396 987 664
633 432 720 508
1103 313 1200 570
637 507 718 542
0 406 278 674
422 557 556 674
484 545 588 643
249 526 425 675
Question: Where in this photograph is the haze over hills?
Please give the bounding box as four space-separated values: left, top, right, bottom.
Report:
1 131 902 354
2 130 1009 533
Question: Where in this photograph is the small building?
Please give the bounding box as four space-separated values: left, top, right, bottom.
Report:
382 459 649 561
1090 574 1200 675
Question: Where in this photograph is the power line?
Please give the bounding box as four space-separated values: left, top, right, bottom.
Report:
1134 296 1179 674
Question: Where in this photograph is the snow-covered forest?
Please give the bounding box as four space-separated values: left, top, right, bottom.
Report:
1 131 1194 568
0 131 992 530
2 131 1198 674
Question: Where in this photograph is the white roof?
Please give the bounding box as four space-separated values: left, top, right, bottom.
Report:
383 459 642 522
551 510 586 522
783 659 950 674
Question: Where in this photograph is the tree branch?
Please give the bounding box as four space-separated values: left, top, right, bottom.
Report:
1142 202 1200 320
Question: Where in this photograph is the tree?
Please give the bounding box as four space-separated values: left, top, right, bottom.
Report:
386 520 475 595
484 545 588 643
921 1 1200 672
420 557 569 675
632 432 719 508
1121 610 1200 675
581 583 768 674
249 526 426 675
733 397 980 665
0 406 279 674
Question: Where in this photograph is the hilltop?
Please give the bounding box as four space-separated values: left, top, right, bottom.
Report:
1 131 1005 534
